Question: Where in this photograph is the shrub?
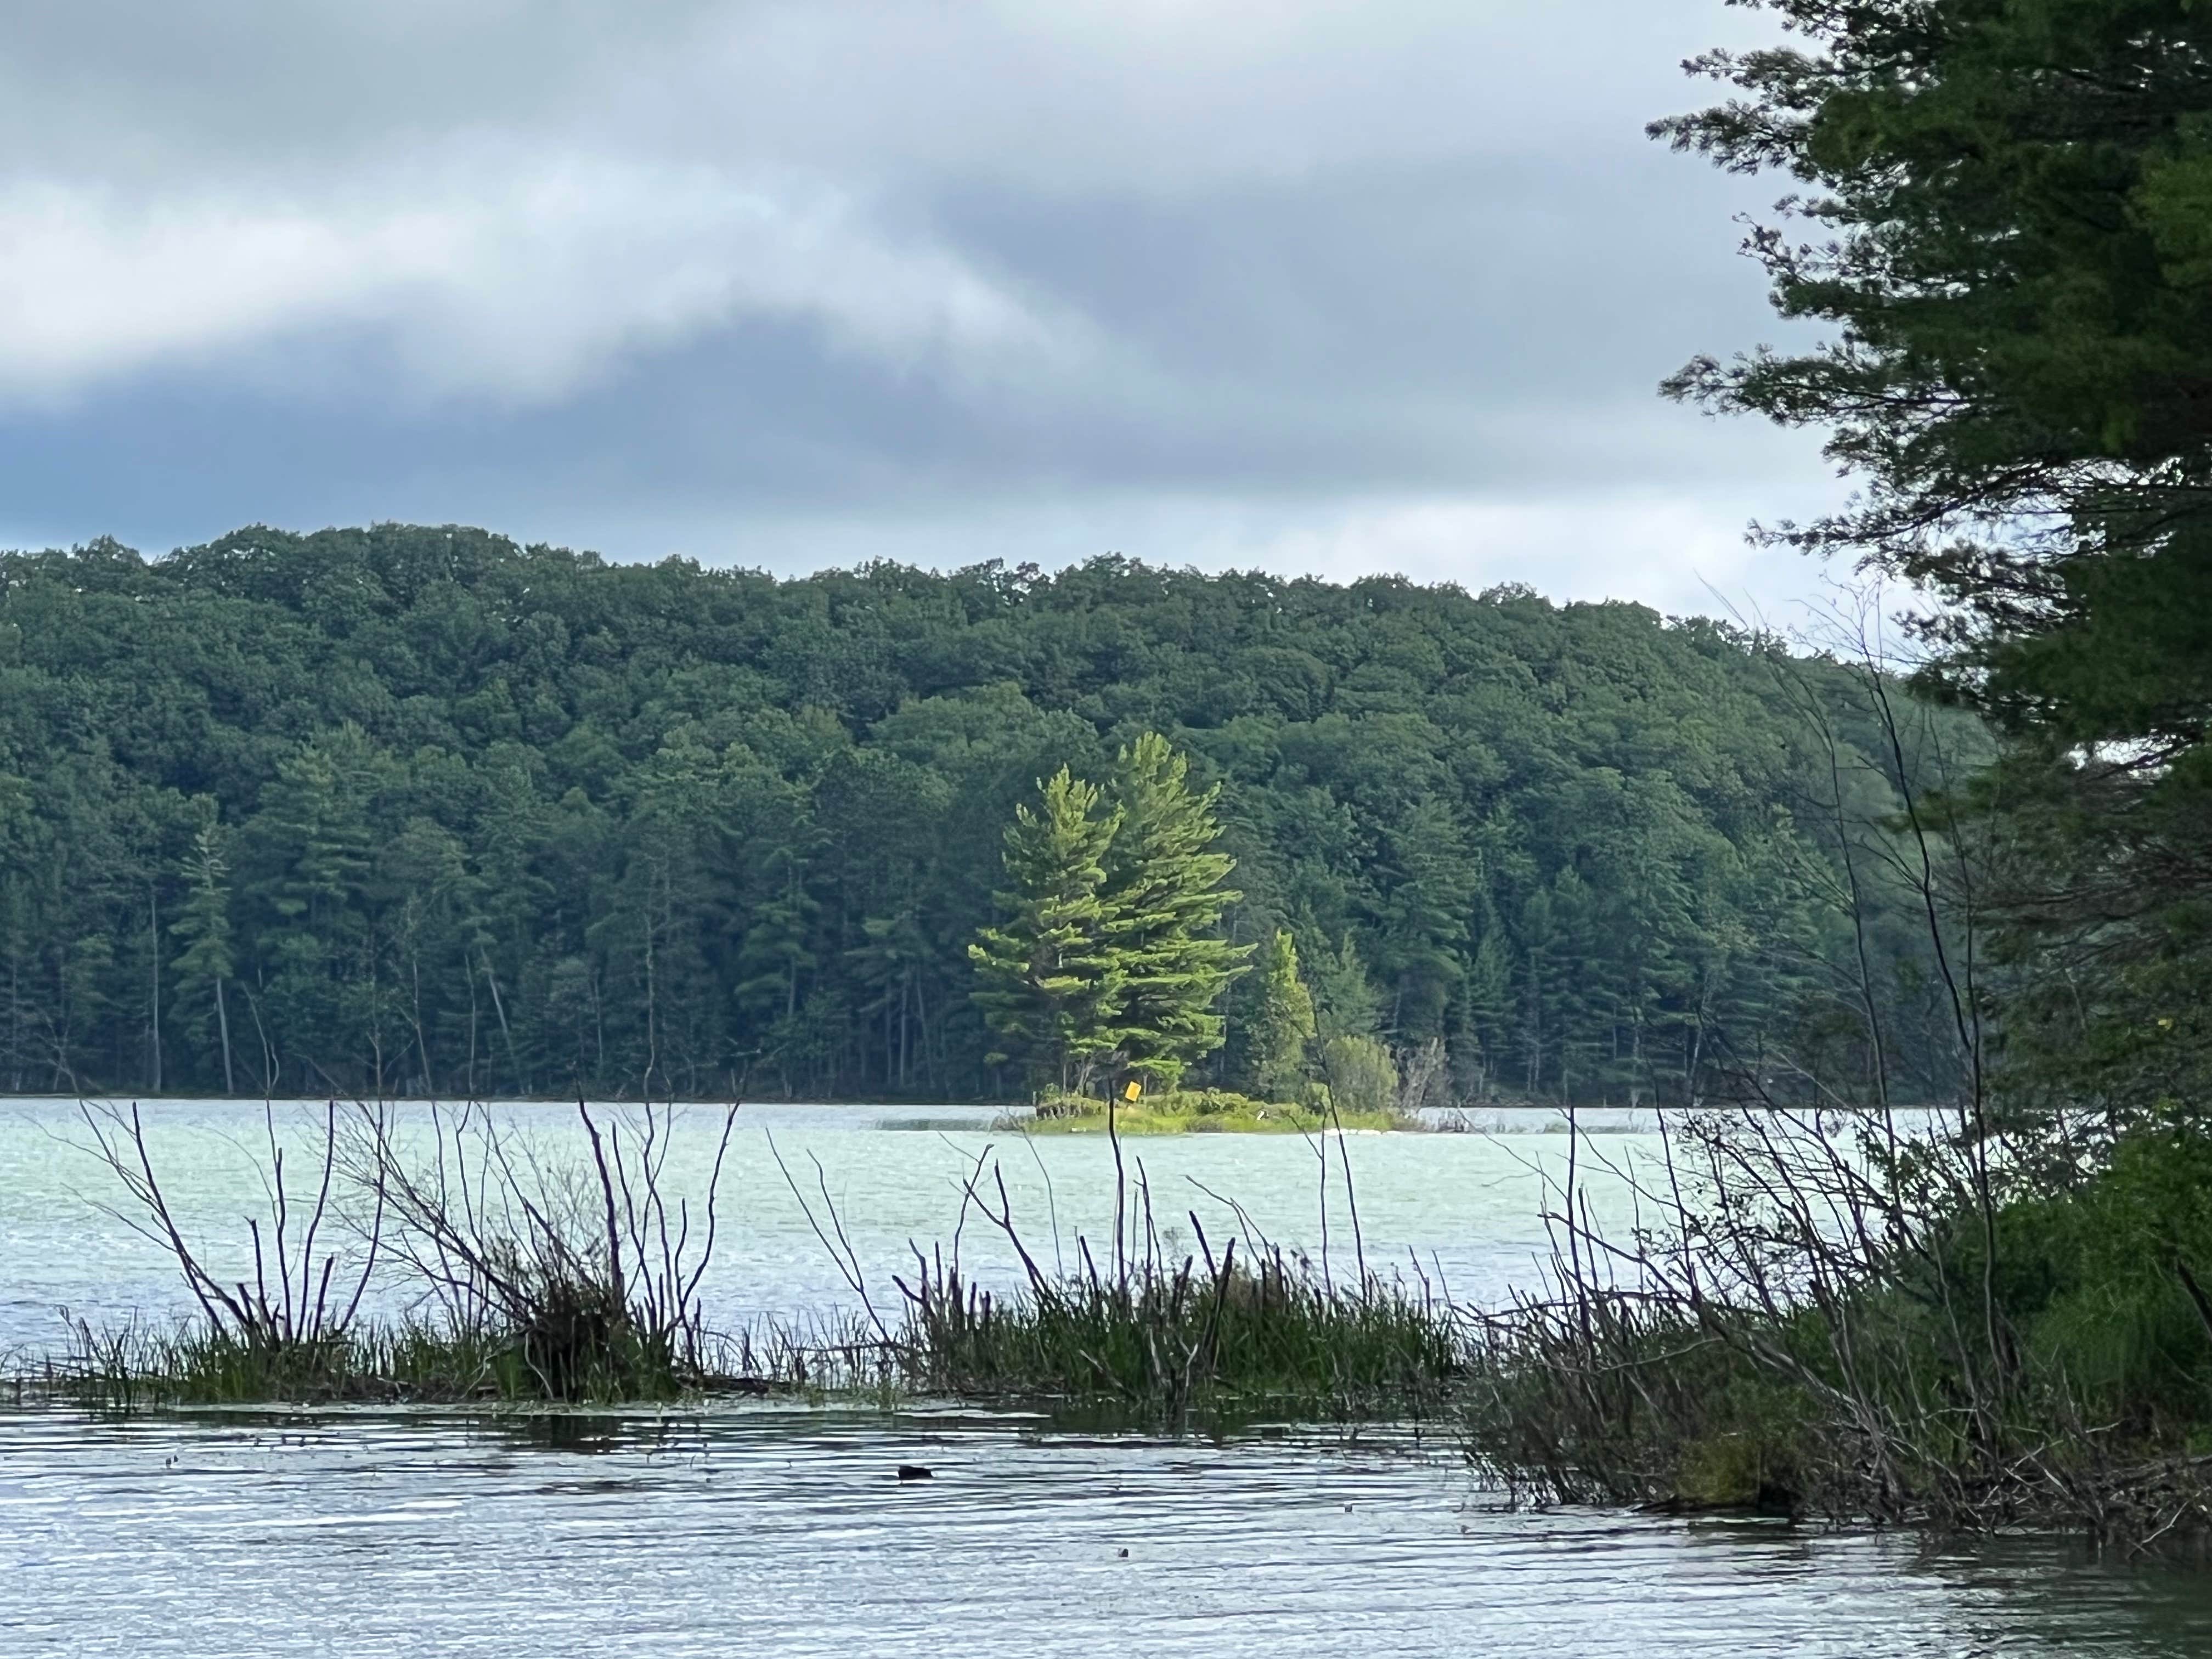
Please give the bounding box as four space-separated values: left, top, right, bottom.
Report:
1321 1035 1398 1119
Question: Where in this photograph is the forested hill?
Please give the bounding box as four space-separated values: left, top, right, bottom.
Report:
0 523 1963 1104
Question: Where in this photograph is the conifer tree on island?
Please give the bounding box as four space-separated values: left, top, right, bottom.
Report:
967 766 1126 1092
1102 733 1251 1089
968 735 1248 1095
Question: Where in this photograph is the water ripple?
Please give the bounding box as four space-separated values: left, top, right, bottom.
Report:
0 1407 2205 1657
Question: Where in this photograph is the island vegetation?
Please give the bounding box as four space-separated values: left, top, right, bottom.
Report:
1020 1088 1403 1136
964 729 1408 1129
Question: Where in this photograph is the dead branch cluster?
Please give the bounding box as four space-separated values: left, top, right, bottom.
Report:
1469 1098 2212 1543
70 1095 742 1401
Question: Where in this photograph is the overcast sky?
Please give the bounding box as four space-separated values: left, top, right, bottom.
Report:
0 1 1845 615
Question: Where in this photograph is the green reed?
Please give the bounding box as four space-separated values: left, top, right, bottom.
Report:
889 1240 1465 1421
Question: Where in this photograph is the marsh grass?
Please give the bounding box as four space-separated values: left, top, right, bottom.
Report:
46 1096 796 1410
893 1245 1464 1421
38 1308 870 1412
827 1127 1467 1421
51 1318 508 1410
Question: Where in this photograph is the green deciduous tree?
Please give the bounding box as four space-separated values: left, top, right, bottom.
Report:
1321 1032 1399 1120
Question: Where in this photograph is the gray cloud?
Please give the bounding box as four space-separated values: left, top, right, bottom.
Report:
1 1 1844 610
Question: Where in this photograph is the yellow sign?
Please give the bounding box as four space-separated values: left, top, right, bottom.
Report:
1122 1080 1142 1103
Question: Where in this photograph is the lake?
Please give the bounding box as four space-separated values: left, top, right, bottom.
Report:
3 1097 2205 1656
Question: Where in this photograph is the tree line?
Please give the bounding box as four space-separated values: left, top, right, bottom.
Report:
0 523 1970 1103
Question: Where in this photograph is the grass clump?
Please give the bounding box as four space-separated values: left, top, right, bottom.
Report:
894 1245 1462 1420
56 1318 505 1410
49 1314 810 1412
759 1137 1466 1422
862 1143 1463 1421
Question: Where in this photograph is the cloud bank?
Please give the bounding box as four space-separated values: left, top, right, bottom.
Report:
1 1 1844 616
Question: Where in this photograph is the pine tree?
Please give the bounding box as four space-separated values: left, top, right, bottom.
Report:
1374 795 1474 1040
968 767 1127 1091
170 813 238 1095
1246 927 1317 1102
1102 732 1251 1089
253 729 379 1080
1307 930 1383 1043
1456 924 1514 1101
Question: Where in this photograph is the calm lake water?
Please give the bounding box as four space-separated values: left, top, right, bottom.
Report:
1 1098 1678 1357
3 1097 2205 1656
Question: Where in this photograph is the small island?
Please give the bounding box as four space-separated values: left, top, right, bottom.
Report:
966 736 1414 1129
1020 1087 1408 1136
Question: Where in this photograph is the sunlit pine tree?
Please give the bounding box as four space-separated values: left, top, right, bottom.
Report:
1103 732 1251 1090
968 767 1127 1092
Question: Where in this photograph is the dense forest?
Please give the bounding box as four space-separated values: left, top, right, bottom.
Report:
0 523 1968 1104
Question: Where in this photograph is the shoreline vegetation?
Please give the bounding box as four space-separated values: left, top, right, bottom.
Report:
1464 1105 2212 1540
12 1088 2211 1548
20 1097 1468 1425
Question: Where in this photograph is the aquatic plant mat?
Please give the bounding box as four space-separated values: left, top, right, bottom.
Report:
28 1274 1463 1430
29 1312 848 1412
